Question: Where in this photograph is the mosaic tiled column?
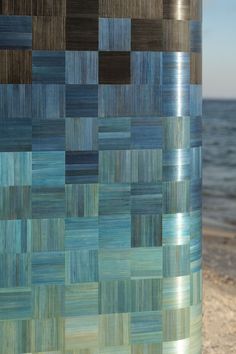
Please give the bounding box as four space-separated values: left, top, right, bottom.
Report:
0 1 202 353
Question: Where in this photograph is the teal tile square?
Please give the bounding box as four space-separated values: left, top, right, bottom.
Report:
99 215 131 249
65 217 98 250
131 311 162 344
32 252 65 285
66 250 98 284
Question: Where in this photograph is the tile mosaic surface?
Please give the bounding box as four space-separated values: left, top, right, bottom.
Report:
0 0 202 353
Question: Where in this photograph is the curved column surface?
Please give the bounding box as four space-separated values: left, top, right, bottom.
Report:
0 1 202 353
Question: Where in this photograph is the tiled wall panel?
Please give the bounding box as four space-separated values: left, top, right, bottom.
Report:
0 0 202 353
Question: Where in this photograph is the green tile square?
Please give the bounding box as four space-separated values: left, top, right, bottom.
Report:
99 184 130 216
66 184 99 217
163 116 190 150
99 279 131 314
163 308 190 341
99 249 130 281
131 215 162 247
32 186 65 219
65 315 99 350
65 283 99 316
131 149 162 183
0 219 31 253
0 186 31 220
99 150 131 183
32 218 65 252
99 313 130 347
0 253 31 287
131 343 162 354
33 318 64 352
163 244 190 277
131 247 162 279
32 285 64 319
131 279 162 312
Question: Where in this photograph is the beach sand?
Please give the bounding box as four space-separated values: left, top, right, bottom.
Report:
203 227 236 353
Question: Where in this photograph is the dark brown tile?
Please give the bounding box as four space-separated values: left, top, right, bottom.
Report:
163 0 190 20
99 52 131 84
67 0 98 18
0 0 32 15
66 17 98 50
32 0 66 16
190 53 202 84
163 20 190 52
131 20 163 51
99 0 163 19
0 50 32 84
32 16 65 50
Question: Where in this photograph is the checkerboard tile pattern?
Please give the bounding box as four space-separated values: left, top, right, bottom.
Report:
0 1 202 353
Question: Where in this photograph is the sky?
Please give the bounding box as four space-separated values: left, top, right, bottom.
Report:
203 0 236 98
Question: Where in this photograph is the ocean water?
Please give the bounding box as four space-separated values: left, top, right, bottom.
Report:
203 100 236 231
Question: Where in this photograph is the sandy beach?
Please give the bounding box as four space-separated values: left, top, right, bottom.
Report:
203 227 236 353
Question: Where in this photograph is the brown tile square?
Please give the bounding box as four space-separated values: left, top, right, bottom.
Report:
190 0 202 20
99 52 131 84
131 20 163 51
67 0 99 18
32 16 65 50
66 17 98 50
163 0 190 20
32 0 66 16
0 50 32 84
163 20 190 52
99 0 163 19
190 53 202 84
0 0 32 15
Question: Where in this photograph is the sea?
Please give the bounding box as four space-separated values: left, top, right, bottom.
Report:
203 100 236 231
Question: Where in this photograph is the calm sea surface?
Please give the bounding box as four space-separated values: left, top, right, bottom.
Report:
203 100 236 231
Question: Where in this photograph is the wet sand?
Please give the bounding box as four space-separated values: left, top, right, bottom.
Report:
203 227 236 353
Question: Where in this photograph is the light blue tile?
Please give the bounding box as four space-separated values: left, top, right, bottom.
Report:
66 51 98 84
131 52 161 84
99 18 131 51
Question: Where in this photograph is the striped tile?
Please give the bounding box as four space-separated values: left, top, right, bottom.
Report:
99 279 131 314
66 151 98 184
0 16 32 49
99 215 131 249
131 311 162 344
66 84 98 117
0 288 31 320
99 18 131 51
65 283 99 316
65 51 98 84
32 51 65 84
32 252 65 285
66 118 98 151
0 152 32 186
32 84 65 119
65 217 98 250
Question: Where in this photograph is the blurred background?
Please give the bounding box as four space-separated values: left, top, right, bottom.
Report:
203 0 236 352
